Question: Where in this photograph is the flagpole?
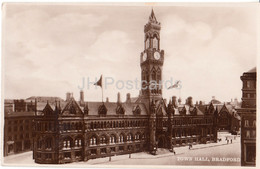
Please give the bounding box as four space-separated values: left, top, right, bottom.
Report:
102 85 104 103
101 74 104 103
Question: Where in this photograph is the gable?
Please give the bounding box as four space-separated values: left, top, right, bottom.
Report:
42 103 54 116
62 98 83 116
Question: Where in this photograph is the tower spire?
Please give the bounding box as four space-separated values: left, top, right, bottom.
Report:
149 8 158 24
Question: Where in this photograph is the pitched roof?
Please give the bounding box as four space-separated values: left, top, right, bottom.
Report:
85 102 148 116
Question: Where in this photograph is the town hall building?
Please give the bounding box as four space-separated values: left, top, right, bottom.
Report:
30 10 221 164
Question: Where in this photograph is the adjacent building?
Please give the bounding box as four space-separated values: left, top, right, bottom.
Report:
237 67 256 166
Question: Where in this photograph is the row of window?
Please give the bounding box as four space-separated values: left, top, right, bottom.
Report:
89 120 148 130
242 93 256 99
7 133 30 141
7 119 30 125
243 80 256 89
169 118 213 126
145 37 159 50
245 130 256 139
7 125 30 132
244 120 256 127
89 133 145 146
172 128 212 137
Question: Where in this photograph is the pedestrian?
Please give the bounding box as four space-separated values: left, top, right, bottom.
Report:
109 156 111 161
129 153 131 158
231 139 232 143
227 139 229 144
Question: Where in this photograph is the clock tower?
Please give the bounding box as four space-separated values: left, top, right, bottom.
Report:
140 9 164 105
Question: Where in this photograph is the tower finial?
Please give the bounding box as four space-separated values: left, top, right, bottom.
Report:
149 8 158 23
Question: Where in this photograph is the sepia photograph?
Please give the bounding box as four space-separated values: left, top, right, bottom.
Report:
1 2 258 168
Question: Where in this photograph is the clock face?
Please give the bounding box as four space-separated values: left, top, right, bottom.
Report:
143 53 147 61
154 51 160 60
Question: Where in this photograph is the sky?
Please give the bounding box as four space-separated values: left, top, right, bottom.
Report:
2 3 257 103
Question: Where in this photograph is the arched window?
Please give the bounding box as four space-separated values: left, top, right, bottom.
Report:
127 133 133 142
119 134 124 143
75 138 82 147
145 38 150 49
152 69 156 81
63 138 72 149
45 138 52 150
110 135 116 144
100 135 107 145
157 68 161 83
135 133 141 141
153 37 158 50
90 136 97 146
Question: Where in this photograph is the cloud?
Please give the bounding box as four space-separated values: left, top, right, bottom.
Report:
3 5 257 103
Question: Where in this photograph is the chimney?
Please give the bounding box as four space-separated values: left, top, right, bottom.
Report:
80 90 84 103
199 101 203 105
186 96 193 107
117 92 121 103
66 92 72 101
106 97 109 103
126 93 131 103
178 97 182 105
172 96 177 107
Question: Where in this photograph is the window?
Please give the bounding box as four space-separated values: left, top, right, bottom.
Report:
119 134 124 143
246 145 256 163
63 139 71 149
90 149 97 155
119 146 124 152
110 135 116 144
247 81 250 88
75 151 82 158
46 138 52 150
90 136 97 146
64 152 71 160
100 136 106 145
100 148 106 154
145 39 150 49
153 38 158 50
251 130 256 138
246 130 250 138
75 138 82 147
135 134 140 141
127 134 133 142
245 120 249 127
253 120 256 127
110 147 116 153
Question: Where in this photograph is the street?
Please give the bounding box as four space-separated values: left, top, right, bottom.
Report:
3 134 241 166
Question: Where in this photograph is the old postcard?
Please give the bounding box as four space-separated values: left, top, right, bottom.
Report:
1 2 258 168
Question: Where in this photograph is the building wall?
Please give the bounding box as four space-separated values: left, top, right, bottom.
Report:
4 116 35 156
33 104 217 164
238 68 256 166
